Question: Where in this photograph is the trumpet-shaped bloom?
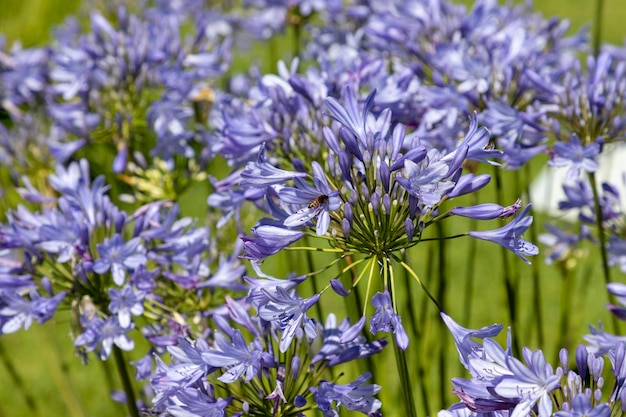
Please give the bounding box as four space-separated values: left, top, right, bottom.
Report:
93 234 147 285
312 372 382 417
241 222 304 262
493 348 560 417
258 287 320 352
468 204 538 264
201 330 264 383
370 291 409 350
108 285 145 328
280 162 341 236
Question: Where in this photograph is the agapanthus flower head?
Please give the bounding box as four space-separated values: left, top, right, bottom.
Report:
0 159 247 365
441 295 626 417
549 50 626 145
151 294 385 416
221 82 534 358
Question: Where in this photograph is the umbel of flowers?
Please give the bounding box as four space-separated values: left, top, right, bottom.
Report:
438 282 626 417
232 83 536 344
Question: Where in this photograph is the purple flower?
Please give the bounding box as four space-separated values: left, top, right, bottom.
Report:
240 145 307 188
549 135 601 181
492 348 560 417
312 314 387 366
468 204 539 264
311 372 382 416
108 285 145 328
241 222 304 263
75 316 135 360
165 386 230 417
607 237 626 273
584 324 626 356
452 204 509 220
440 312 503 369
606 283 626 321
447 173 491 199
200 330 264 383
538 223 586 265
1 46 50 107
325 86 375 145
37 211 87 263
369 291 409 350
258 287 320 352
280 162 341 236
396 151 456 208
0 289 66 334
93 234 147 285
156 337 216 395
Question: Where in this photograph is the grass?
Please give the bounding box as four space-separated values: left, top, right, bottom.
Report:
0 0 625 416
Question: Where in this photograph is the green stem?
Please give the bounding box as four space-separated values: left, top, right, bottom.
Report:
556 262 573 361
494 168 521 356
592 0 605 57
402 252 421 341
293 22 301 58
461 215 478 376
436 222 447 407
392 337 418 417
588 171 612 286
303 236 324 321
112 346 140 417
524 165 544 348
587 171 618 333
386 258 417 417
350 258 377 377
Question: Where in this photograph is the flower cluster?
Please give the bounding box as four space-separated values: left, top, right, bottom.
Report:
151 294 386 417
0 160 245 361
219 84 536 355
438 287 626 417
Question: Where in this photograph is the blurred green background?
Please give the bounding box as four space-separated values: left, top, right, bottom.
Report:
0 0 625 416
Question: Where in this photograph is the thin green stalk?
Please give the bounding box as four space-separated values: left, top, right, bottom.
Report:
349 257 377 377
292 21 301 58
524 164 544 348
398 253 426 410
494 168 521 356
402 252 421 340
556 262 573 362
112 346 140 417
436 222 447 408
303 236 324 321
0 341 39 416
587 171 619 333
460 216 477 378
592 0 605 57
588 171 612 287
386 257 417 417
392 334 418 417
